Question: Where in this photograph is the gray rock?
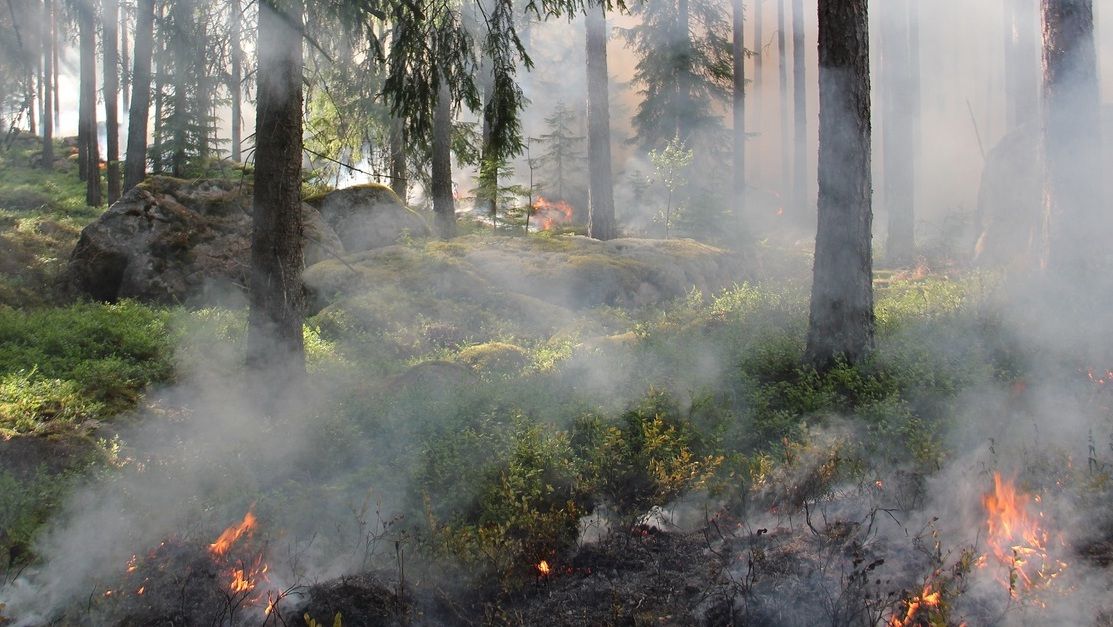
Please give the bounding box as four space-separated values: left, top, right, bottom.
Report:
66 176 343 304
305 184 429 252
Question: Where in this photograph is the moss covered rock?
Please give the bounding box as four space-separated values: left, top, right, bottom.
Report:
457 342 531 375
66 176 342 304
305 183 429 252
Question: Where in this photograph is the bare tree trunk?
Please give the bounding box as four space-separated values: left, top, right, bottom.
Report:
881 0 914 263
387 21 406 200
1040 0 1099 276
124 0 154 190
586 1 616 240
432 83 456 239
121 2 130 110
753 0 762 180
171 0 189 176
790 0 806 215
104 0 122 203
805 0 873 368
732 0 745 216
247 0 306 379
52 4 59 129
79 0 102 205
230 0 242 162
1006 0 1040 131
152 2 165 174
777 0 789 206
41 0 53 168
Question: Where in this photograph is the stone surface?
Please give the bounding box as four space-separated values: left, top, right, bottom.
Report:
305 183 429 253
66 176 343 304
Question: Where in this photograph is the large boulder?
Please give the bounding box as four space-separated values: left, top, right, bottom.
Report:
305 184 429 252
66 176 343 304
975 105 1113 267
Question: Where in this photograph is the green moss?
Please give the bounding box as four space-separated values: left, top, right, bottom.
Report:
457 342 530 375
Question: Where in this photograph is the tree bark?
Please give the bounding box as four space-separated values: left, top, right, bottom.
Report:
247 0 306 379
230 0 242 162
387 21 406 200
1040 0 1099 276
676 0 691 140
732 0 745 216
777 0 789 206
790 0 806 215
152 2 165 173
104 0 122 203
79 0 102 205
124 0 154 190
753 0 762 179
881 0 914 263
805 0 873 368
585 1 616 240
431 82 457 240
171 0 190 177
121 2 130 111
40 0 53 169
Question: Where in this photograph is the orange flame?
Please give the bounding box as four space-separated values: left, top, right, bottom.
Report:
210 511 257 558
537 560 552 576
888 583 941 627
981 473 1066 595
533 196 574 231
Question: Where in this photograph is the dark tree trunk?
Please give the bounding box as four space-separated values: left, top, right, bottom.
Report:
881 0 914 263
104 0 122 204
230 0 242 162
790 0 806 215
777 0 789 204
247 0 306 378
805 0 873 368
124 0 154 190
389 120 406 200
79 0 102 205
152 2 165 173
1006 0 1040 130
1040 0 1099 276
585 1 616 240
431 83 456 240
732 0 745 215
40 0 53 169
171 0 190 177
121 3 130 110
479 85 497 225
52 5 59 129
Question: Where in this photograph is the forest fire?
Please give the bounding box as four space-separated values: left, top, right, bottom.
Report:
209 510 269 597
980 473 1067 596
887 583 941 627
533 196 574 230
537 560 552 576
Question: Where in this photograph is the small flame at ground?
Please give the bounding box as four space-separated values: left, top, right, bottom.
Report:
533 196 574 231
537 560 552 576
888 583 941 627
981 472 1067 596
210 510 257 557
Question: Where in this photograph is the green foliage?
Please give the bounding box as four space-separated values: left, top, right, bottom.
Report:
0 469 76 568
0 301 173 433
535 101 586 205
648 134 694 239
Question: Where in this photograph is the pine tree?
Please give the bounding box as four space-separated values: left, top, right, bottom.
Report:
537 101 585 203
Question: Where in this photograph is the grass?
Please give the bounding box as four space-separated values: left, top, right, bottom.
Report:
0 133 104 308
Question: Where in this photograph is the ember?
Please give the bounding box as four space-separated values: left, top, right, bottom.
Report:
537 560 552 576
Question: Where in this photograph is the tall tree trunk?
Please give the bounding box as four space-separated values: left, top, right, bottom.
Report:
79 0 102 205
732 0 745 216
121 2 130 110
478 84 498 225
171 0 189 176
805 0 873 368
124 0 154 190
152 3 165 175
1006 0 1040 130
52 4 59 129
790 0 806 215
432 83 456 240
676 0 691 140
777 0 789 206
881 0 914 263
230 0 242 162
41 0 53 168
585 1 616 240
387 21 405 199
753 0 762 179
1040 0 1099 276
247 0 306 379
104 0 122 203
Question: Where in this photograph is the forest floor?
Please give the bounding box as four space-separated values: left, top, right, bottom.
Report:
2 134 1113 626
